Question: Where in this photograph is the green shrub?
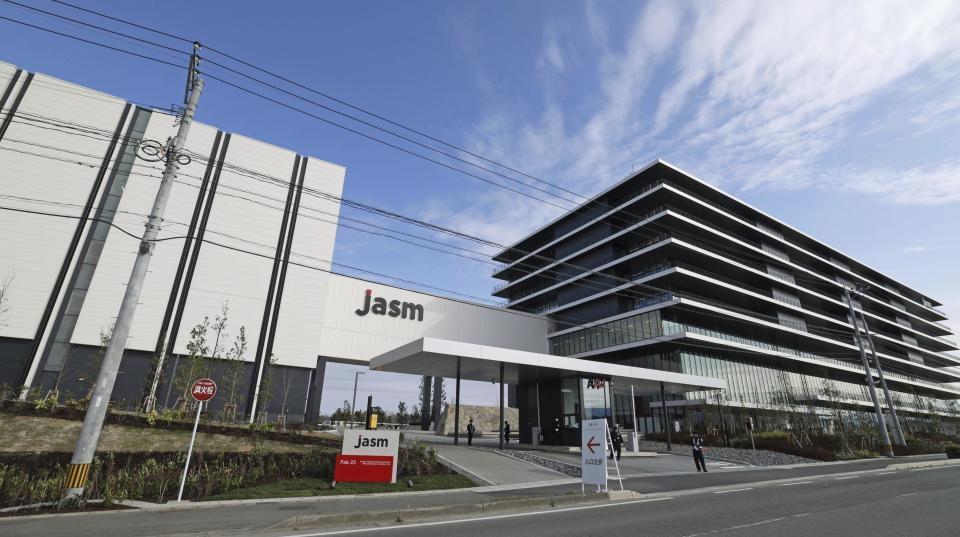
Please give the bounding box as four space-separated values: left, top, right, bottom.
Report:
0 449 337 509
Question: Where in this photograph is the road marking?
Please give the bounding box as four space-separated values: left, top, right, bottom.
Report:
877 472 896 475
793 513 811 517
911 467 936 472
284 496 676 536
834 476 859 480
678 516 787 537
898 492 919 497
713 487 753 494
779 481 813 486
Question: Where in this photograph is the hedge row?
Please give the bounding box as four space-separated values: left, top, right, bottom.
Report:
1 442 449 509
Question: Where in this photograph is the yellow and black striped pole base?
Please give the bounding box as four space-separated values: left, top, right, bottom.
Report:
63 462 91 496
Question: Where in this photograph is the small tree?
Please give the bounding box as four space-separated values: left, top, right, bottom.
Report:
417 376 428 416
411 404 421 425
397 401 408 424
255 354 279 422
276 360 297 422
210 303 229 361
0 272 12 328
222 326 248 422
174 317 212 408
332 399 352 421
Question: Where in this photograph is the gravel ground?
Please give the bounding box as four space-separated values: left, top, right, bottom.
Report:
495 449 581 477
637 440 819 466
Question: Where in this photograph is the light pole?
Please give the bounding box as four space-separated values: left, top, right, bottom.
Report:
351 371 365 428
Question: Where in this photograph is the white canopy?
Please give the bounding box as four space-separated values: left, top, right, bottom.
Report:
369 337 725 394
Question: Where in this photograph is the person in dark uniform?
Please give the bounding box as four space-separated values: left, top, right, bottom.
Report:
466 418 476 446
692 431 707 472
503 421 511 444
610 425 624 461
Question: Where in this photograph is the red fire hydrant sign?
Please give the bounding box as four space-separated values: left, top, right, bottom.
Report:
190 378 217 402
335 430 400 483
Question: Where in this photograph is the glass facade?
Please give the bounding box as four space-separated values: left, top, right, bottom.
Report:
618 350 960 416
549 311 951 397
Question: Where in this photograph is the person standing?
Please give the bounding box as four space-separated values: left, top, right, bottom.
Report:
503 421 511 444
692 431 707 472
466 418 476 446
610 425 624 461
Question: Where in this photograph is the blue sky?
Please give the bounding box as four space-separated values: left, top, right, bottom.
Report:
3 1 959 415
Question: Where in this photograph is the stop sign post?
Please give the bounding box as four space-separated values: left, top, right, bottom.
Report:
178 378 217 501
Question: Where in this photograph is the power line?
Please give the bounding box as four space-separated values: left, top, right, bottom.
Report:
8 4 936 322
0 14 186 70
51 0 194 43
0 113 876 340
0 13 835 296
48 0 598 204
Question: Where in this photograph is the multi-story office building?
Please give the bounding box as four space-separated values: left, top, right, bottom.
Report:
493 161 960 442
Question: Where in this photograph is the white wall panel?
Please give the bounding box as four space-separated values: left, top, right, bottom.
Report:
318 274 548 364
173 134 299 357
270 158 345 368
70 113 221 350
0 69 128 340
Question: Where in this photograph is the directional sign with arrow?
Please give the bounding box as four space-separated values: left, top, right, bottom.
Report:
586 435 600 454
581 419 608 489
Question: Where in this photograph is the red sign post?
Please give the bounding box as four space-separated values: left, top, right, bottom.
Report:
179 378 217 501
191 378 217 401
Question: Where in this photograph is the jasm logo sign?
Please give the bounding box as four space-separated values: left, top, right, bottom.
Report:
355 289 424 322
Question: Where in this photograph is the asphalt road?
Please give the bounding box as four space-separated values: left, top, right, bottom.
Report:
270 464 960 537
0 455 951 537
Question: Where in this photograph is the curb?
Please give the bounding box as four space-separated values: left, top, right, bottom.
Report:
269 492 624 531
886 459 960 471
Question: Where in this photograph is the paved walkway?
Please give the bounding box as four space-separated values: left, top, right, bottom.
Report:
430 443 569 485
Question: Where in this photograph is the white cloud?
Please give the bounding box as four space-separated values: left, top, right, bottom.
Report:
838 161 960 205
537 24 565 75
427 0 960 246
900 245 929 254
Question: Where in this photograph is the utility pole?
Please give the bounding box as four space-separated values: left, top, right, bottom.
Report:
857 308 907 447
842 286 894 458
63 43 204 498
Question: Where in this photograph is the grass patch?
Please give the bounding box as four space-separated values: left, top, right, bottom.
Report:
203 474 474 501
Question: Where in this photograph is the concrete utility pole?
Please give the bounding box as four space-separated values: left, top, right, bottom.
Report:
62 44 204 498
842 287 895 458
857 308 907 447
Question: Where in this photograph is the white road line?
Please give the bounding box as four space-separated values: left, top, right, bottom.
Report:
911 467 936 472
779 481 813 486
898 492 919 497
877 472 896 475
834 476 859 480
713 487 754 494
793 513 811 517
678 516 787 537
283 496 676 536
